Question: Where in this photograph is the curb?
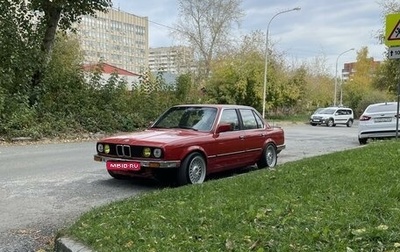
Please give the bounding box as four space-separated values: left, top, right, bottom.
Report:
55 237 93 252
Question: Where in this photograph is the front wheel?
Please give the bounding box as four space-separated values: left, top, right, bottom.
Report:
177 152 207 185
327 119 334 127
257 143 277 169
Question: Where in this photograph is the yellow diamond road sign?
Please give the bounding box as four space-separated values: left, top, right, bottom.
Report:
386 13 400 46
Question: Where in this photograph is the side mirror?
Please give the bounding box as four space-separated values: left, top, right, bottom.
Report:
216 123 232 133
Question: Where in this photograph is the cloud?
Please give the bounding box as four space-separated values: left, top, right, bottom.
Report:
112 0 388 73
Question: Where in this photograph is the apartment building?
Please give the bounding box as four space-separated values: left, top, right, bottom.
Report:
76 8 149 74
342 58 381 81
149 46 195 74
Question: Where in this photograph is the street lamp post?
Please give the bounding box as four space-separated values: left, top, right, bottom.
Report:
334 48 354 106
262 7 301 118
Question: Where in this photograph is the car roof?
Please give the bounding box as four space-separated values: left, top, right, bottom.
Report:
365 102 399 112
173 104 255 110
367 102 398 107
324 106 352 110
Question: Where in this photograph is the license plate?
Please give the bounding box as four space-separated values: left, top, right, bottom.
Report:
106 161 141 171
374 117 392 123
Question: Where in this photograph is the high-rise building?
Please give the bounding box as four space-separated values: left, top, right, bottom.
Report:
149 46 195 74
76 8 149 74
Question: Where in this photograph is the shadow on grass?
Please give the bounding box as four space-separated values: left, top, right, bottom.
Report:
96 165 261 189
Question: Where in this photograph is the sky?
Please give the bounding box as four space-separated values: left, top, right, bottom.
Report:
111 0 388 75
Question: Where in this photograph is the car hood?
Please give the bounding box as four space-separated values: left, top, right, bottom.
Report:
99 129 206 146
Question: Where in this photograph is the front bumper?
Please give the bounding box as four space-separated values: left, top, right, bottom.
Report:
277 144 285 152
94 154 181 168
310 118 328 125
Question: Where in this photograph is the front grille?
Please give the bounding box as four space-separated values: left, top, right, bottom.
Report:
116 145 131 157
99 143 163 159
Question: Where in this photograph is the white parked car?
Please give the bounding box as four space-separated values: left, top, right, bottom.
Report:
358 102 400 145
309 107 354 127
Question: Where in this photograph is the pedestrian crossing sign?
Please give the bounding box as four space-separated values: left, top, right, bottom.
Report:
386 13 400 46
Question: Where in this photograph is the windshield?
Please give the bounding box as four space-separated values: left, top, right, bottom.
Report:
319 108 336 115
152 106 218 131
313 108 325 114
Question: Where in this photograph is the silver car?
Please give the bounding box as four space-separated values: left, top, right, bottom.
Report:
358 102 400 145
310 107 354 127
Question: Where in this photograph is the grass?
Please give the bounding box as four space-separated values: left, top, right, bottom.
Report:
269 113 310 123
61 140 400 251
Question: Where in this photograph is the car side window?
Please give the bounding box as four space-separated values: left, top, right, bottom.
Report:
220 109 239 131
239 109 259 130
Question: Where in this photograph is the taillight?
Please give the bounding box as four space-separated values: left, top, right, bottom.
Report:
359 115 371 121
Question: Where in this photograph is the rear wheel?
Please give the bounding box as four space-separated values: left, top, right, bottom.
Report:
177 152 206 185
346 119 353 127
257 143 277 169
358 137 367 145
327 119 334 127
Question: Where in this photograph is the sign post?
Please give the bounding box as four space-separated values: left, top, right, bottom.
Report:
386 13 400 140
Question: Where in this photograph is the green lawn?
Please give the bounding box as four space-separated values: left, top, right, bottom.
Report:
60 140 400 251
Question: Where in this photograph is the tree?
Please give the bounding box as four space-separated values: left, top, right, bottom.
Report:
343 47 376 109
28 0 112 104
176 73 193 102
372 59 400 95
0 0 40 95
302 55 334 110
372 0 400 96
174 0 244 79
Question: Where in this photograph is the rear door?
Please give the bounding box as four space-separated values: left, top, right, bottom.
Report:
238 108 266 163
335 109 351 124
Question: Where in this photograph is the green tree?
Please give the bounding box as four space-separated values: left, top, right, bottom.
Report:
206 50 264 110
0 0 40 95
302 55 334 110
176 73 193 103
372 59 400 95
28 0 112 104
280 66 307 113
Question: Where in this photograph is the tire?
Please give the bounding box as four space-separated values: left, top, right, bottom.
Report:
257 143 277 169
346 119 353 127
327 119 334 127
358 137 367 145
177 152 206 185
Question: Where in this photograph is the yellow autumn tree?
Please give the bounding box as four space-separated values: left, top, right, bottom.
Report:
343 47 377 111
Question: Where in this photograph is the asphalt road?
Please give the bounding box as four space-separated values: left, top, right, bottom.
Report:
0 122 361 251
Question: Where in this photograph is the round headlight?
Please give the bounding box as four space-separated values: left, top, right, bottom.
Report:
143 147 151 157
104 144 110 154
153 148 162 158
97 143 104 153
